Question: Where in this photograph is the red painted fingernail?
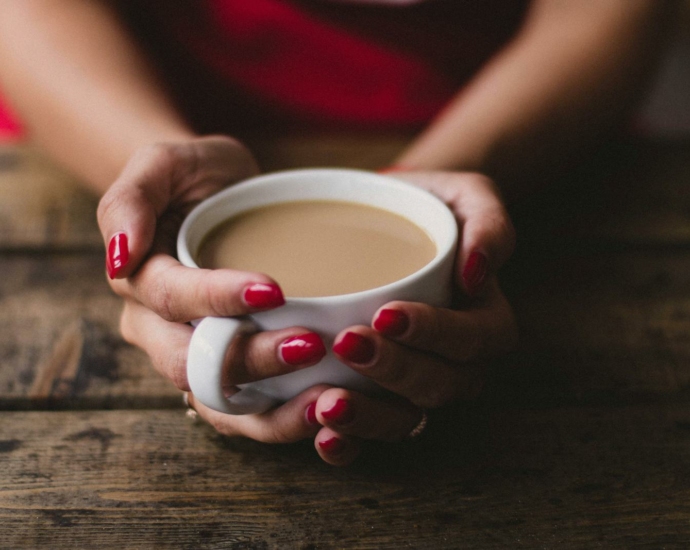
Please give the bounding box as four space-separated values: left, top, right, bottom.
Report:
106 232 129 279
305 402 319 425
332 332 375 364
280 333 326 366
373 309 409 337
321 398 355 425
318 437 344 454
462 251 488 295
243 283 285 309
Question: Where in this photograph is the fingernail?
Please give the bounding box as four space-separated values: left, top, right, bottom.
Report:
106 232 129 279
373 309 409 337
332 332 375 364
243 283 285 309
305 402 319 425
280 333 326 366
321 398 354 425
462 251 488 295
318 436 344 454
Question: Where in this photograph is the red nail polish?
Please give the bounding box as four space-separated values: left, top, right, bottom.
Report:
462 251 488 295
318 437 344 454
243 283 285 309
280 333 326 366
373 309 409 337
321 398 354 425
106 232 129 279
332 332 375 364
305 402 318 425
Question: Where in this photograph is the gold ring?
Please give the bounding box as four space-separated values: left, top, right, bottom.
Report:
183 392 198 420
406 410 428 439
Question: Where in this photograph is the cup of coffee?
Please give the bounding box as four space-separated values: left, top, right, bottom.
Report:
178 168 458 415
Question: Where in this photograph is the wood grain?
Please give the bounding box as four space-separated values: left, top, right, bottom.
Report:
1 138 689 412
1 405 690 548
1 249 690 408
2 138 690 251
0 136 409 251
0 254 180 409
0 146 100 250
502 250 690 404
1 136 690 548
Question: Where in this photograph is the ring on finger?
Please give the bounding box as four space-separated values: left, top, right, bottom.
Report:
183 392 199 421
406 410 428 440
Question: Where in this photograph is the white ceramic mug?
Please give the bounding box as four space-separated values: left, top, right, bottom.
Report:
178 168 458 415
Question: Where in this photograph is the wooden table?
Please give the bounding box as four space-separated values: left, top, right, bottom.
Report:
1 135 690 548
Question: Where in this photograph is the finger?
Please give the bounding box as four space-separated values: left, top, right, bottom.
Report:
187 385 328 444
391 172 515 295
371 279 518 363
332 326 483 409
120 301 326 390
112 252 285 322
314 427 362 466
97 136 259 279
315 388 422 442
224 326 327 387
119 300 193 391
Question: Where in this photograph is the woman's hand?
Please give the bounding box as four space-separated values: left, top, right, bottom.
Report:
97 135 330 444
313 171 517 466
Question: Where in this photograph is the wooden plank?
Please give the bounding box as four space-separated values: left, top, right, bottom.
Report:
1 404 690 548
501 249 690 404
1 138 690 408
0 137 410 251
2 248 690 408
3 138 690 251
0 146 101 249
0 254 180 409
510 138 690 247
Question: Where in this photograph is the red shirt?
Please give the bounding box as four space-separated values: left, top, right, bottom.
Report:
0 0 528 138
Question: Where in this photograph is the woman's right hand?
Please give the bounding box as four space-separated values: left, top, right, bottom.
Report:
97 136 330 443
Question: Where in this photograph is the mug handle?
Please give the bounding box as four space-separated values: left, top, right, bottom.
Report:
186 316 280 415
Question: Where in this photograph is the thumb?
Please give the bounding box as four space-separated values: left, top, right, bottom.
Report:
383 171 515 296
97 137 260 279
451 174 515 296
97 143 182 279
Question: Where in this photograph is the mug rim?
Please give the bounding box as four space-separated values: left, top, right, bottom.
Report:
177 168 458 304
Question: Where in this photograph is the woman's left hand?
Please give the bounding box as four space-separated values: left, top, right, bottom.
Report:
313 171 518 465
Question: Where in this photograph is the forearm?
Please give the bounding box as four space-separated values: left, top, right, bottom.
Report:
396 0 679 201
0 0 193 194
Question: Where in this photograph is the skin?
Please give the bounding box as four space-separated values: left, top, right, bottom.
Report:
0 0 678 465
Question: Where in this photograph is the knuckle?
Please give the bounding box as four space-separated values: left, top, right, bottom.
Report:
205 277 235 317
251 421 297 444
374 358 406 387
149 278 182 322
404 306 432 348
267 423 296 444
132 143 181 185
142 142 176 167
96 191 119 229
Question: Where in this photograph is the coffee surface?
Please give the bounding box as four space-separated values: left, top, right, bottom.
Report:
197 200 436 297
